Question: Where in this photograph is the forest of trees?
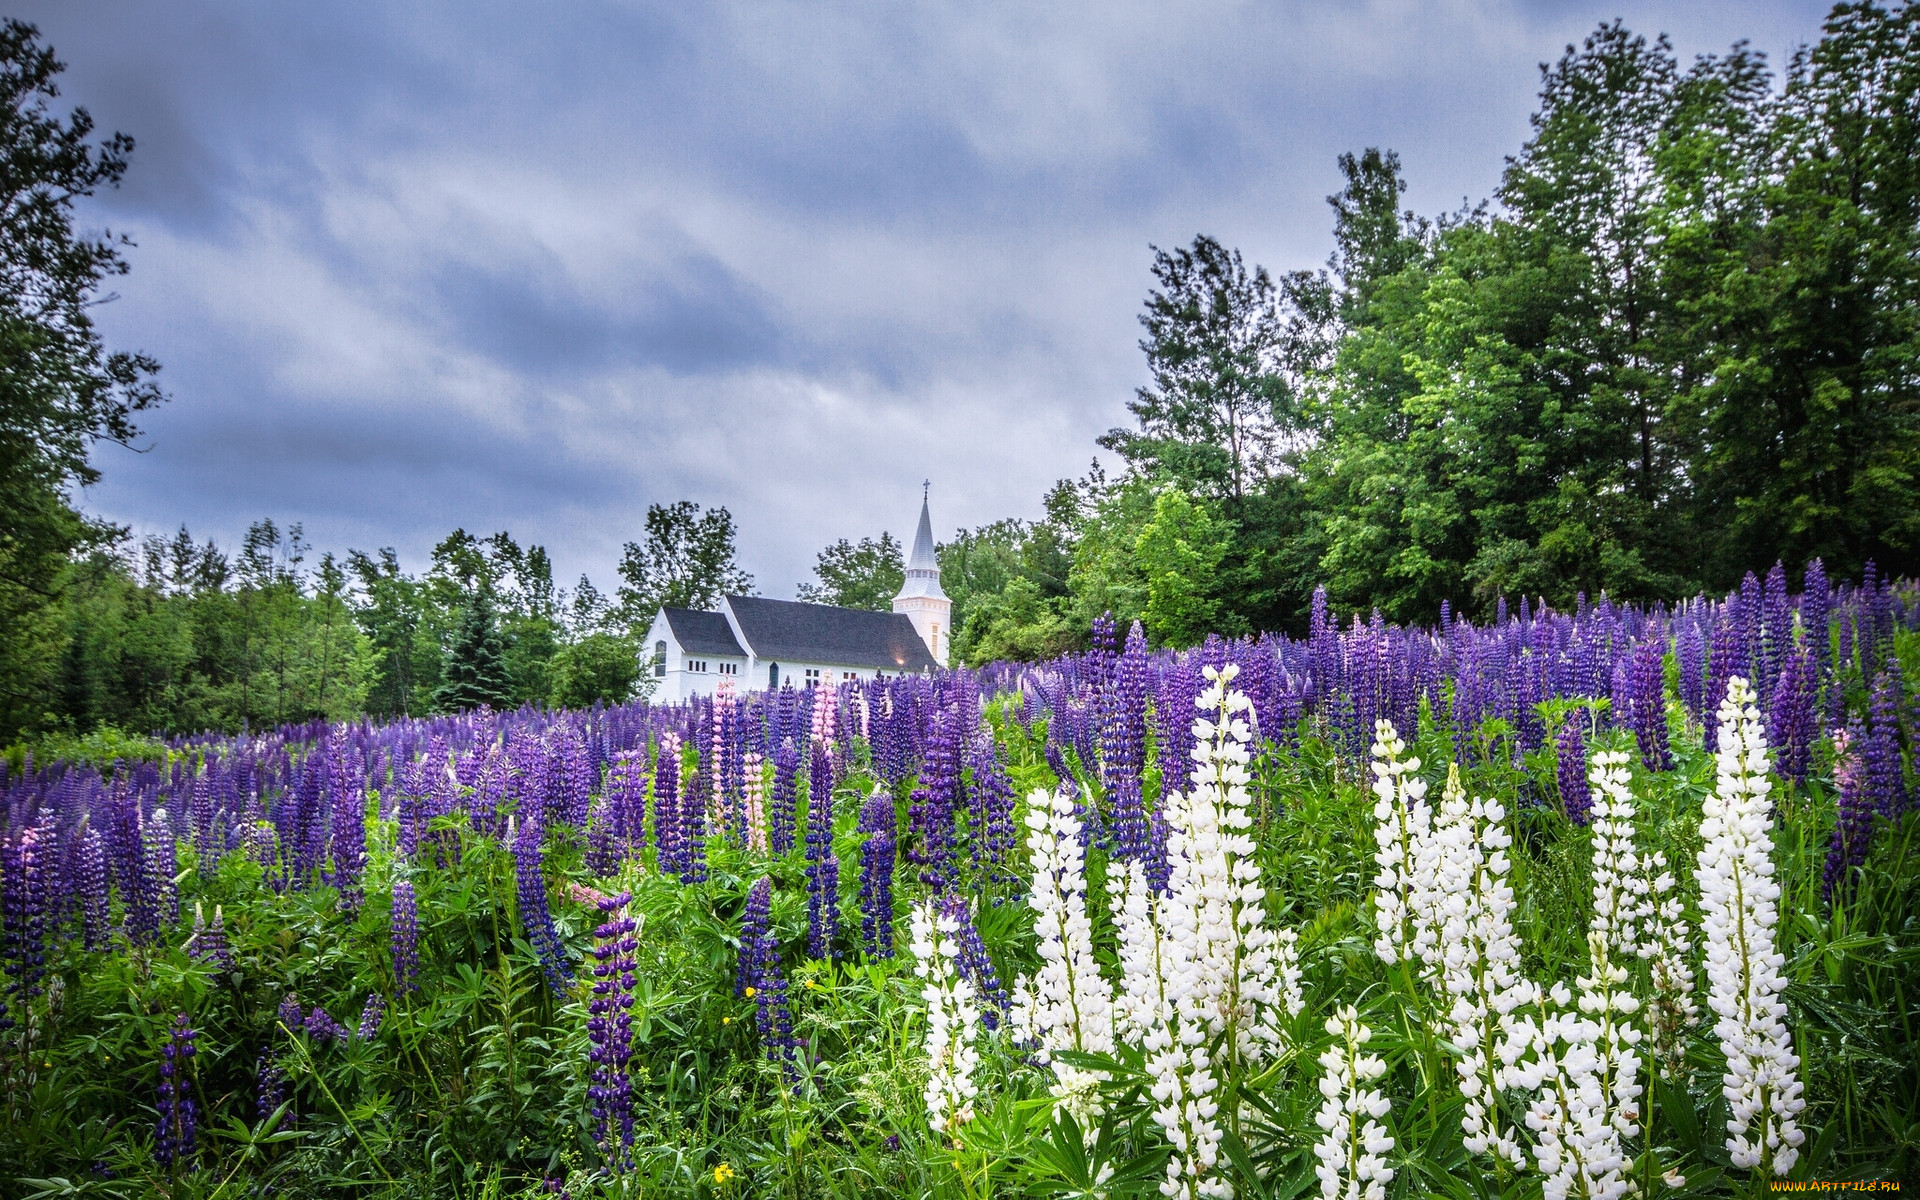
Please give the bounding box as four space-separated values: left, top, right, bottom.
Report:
3 5 1918 737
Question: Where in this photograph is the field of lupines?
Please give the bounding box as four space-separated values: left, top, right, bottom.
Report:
1 561 1916 1199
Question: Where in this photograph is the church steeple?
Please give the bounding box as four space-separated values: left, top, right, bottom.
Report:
893 484 950 666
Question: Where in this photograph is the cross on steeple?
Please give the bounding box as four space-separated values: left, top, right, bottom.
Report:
923 479 930 500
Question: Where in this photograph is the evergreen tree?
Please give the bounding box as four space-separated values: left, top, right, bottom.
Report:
434 593 513 713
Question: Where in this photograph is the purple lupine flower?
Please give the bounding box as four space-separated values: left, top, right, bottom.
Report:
857 790 897 959
738 875 796 1071
906 708 961 888
770 740 800 855
737 874 772 996
1761 561 1791 701
145 806 180 937
1676 619 1707 721
512 814 573 993
938 893 1009 1028
254 1052 288 1123
1556 717 1591 826
277 992 306 1032
805 744 840 960
652 734 683 879
1864 669 1907 817
1767 650 1817 789
584 796 620 876
185 902 234 972
76 827 110 952
1088 612 1117 691
327 749 367 908
587 892 638 1167
1103 621 1152 863
1620 639 1672 771
1 814 54 1015
1823 728 1874 901
305 1005 350 1046
392 878 420 995
968 740 1018 866
357 992 386 1041
1704 620 1741 753
1803 558 1831 681
604 749 649 864
155 1012 199 1167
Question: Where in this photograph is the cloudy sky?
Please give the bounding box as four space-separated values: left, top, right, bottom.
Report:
27 0 1829 601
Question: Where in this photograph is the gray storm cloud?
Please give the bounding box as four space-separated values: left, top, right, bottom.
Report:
22 0 1828 596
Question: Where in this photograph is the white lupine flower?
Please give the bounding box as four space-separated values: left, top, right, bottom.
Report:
1577 934 1644 1144
1697 678 1805 1174
1112 860 1228 1200
911 900 981 1135
1586 751 1651 962
1163 665 1290 1067
1641 844 1697 1080
1429 764 1538 1167
1017 785 1114 1122
1368 720 1434 970
1313 1006 1395 1200
1525 977 1632 1200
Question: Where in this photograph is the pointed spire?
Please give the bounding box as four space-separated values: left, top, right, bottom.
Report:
907 488 938 573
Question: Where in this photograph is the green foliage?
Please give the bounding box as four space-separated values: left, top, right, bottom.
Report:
614 502 754 626
0 19 163 735
1078 6 1920 629
1133 487 1238 647
796 533 903 611
548 632 643 710
435 593 515 714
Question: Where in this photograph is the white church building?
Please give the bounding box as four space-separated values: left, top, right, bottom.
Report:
642 493 951 701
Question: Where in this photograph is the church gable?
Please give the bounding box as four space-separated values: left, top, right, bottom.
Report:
722 595 938 673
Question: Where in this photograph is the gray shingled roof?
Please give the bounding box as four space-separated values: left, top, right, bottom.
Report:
662 608 746 657
723 595 938 672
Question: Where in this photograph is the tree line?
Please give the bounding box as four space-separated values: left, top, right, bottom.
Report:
4 6 1919 736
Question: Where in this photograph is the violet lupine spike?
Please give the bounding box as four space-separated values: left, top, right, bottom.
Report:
305 1005 350 1045
938 892 1009 1028
1824 728 1875 902
585 796 620 876
357 992 386 1041
392 878 420 995
327 749 367 909
1704 620 1741 753
906 708 962 889
1864 669 1907 817
1676 619 1707 721
652 733 683 879
155 1012 199 1168
739 875 797 1072
1102 621 1152 863
587 892 638 1170
968 740 1018 866
1556 717 1592 826
1767 650 1817 789
254 1052 288 1124
277 992 306 1032
76 827 110 952
511 814 573 993
737 875 773 997
1762 561 1791 701
604 749 649 864
857 790 897 959
770 740 800 855
805 743 840 960
1803 557 1831 688
1621 639 1672 772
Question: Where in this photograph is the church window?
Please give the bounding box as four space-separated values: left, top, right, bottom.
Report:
804 668 821 683
719 662 738 676
654 641 667 677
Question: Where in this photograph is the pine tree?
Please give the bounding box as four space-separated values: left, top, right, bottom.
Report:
434 593 513 713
